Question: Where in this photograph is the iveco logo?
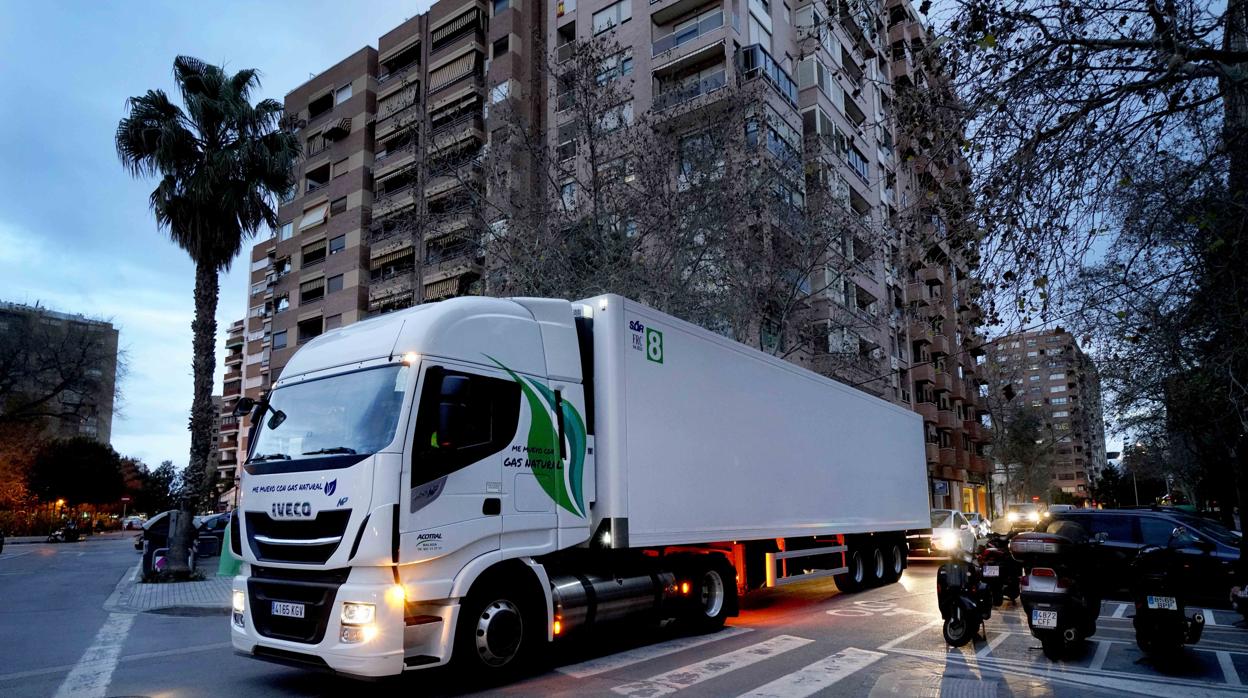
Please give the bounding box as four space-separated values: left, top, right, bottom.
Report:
417 533 442 540
272 502 313 518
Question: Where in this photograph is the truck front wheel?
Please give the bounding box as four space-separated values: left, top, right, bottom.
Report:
454 582 541 681
687 558 737 631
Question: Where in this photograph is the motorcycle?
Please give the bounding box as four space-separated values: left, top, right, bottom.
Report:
1011 521 1103 660
937 539 993 646
979 531 1022 606
1131 528 1204 657
47 522 80 543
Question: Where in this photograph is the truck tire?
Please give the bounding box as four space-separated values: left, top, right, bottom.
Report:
867 546 887 587
833 545 866 593
453 580 543 682
688 557 737 632
880 540 905 584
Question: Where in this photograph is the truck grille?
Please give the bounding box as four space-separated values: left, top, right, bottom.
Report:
248 566 350 644
245 510 351 564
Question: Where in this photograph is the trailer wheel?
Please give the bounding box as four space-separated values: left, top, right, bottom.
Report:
867 546 886 586
453 580 541 682
687 557 737 631
833 545 866 593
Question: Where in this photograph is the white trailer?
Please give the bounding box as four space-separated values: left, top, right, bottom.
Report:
228 294 928 679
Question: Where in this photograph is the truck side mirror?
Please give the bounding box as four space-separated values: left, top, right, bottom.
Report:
233 396 255 417
437 375 471 449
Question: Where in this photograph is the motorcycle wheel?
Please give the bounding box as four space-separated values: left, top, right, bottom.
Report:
943 610 977 647
992 591 1004 607
1041 634 1065 660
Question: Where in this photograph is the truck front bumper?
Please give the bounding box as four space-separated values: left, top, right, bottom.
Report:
230 574 460 678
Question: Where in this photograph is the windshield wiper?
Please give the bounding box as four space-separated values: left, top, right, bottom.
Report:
302 446 358 456
250 453 292 462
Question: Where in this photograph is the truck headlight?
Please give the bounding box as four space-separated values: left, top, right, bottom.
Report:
341 602 376 625
232 590 246 613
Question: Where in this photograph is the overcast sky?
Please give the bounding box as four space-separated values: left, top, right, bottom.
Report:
0 1 431 467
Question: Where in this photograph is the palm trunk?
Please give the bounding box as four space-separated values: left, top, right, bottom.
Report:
168 258 220 574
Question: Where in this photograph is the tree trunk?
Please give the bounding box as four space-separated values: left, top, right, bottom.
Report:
1224 0 1248 574
167 258 220 574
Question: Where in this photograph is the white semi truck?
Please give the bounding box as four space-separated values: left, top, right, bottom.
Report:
229 294 928 678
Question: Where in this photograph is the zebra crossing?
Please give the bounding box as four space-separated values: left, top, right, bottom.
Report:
555 627 885 697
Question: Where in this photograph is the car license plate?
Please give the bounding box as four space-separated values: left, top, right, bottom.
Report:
1147 596 1177 611
1032 610 1058 629
983 565 1000 577
271 601 305 619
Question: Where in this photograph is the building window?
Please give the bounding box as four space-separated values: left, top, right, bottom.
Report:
559 181 577 210
597 101 633 132
325 313 343 330
335 84 352 105
1029 375 1039 382
300 202 329 229
1052 410 1069 418
278 222 293 241
330 197 347 216
302 240 327 267
272 331 288 350
592 0 631 34
493 36 510 58
1049 386 1064 393
298 317 323 344
300 279 325 303
493 0 510 14
333 158 350 178
328 274 344 293
1051 396 1067 404
596 51 634 84
1048 372 1064 380
329 235 346 254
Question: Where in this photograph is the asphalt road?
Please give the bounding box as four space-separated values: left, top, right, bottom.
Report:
4 537 1248 697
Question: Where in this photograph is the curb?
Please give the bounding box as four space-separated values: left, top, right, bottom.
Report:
105 562 233 613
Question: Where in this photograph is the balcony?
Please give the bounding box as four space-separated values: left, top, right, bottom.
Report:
652 10 723 57
963 419 982 441
911 362 935 384
933 370 952 393
969 454 988 473
925 442 939 464
737 44 798 107
956 448 969 469
937 409 956 430
915 401 938 423
938 447 957 468
930 333 950 356
653 68 727 111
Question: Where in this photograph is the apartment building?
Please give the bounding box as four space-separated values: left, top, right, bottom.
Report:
0 301 119 444
217 318 246 509
984 328 1107 498
237 0 987 512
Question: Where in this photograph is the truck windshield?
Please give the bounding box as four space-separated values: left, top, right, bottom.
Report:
249 365 409 466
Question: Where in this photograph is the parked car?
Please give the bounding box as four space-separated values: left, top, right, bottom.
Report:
195 512 229 554
1046 508 1241 607
909 509 979 558
122 516 146 530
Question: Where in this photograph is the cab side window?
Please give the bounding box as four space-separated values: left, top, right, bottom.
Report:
411 366 520 486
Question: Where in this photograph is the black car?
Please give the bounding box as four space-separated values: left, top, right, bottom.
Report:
1046 508 1240 607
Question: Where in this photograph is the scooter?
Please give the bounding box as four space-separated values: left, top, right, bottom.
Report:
1011 523 1103 660
937 542 993 646
979 532 1021 606
46 522 80 543
1131 528 1204 657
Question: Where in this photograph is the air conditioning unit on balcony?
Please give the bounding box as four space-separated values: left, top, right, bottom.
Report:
890 356 899 370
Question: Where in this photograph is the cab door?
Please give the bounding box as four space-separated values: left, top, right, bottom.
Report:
400 361 520 562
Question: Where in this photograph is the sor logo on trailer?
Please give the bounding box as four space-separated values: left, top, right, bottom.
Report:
628 320 664 364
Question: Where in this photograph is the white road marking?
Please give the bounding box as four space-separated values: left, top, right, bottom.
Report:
51 612 135 698
735 647 884 698
0 550 33 561
0 642 231 683
1204 609 1219 627
877 619 942 651
611 635 813 697
1216 651 1241 687
1111 603 1129 619
976 630 1012 658
1089 640 1112 671
558 627 754 678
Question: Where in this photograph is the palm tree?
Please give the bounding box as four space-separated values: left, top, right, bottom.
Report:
116 56 298 574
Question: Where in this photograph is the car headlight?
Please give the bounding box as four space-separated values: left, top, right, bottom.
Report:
232 590 246 613
1007 512 1019 522
1030 512 1041 522
933 531 960 551
341 602 376 626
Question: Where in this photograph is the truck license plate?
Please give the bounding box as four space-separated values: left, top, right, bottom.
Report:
1032 610 1058 629
1147 596 1177 611
983 565 1000 577
271 601 305 618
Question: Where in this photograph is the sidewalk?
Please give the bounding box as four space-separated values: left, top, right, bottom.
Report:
106 562 234 613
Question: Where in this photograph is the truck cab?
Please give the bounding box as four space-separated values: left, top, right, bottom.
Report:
231 297 591 676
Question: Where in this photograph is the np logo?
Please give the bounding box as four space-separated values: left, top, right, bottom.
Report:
324 479 338 497
272 502 313 518
336 496 349 507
